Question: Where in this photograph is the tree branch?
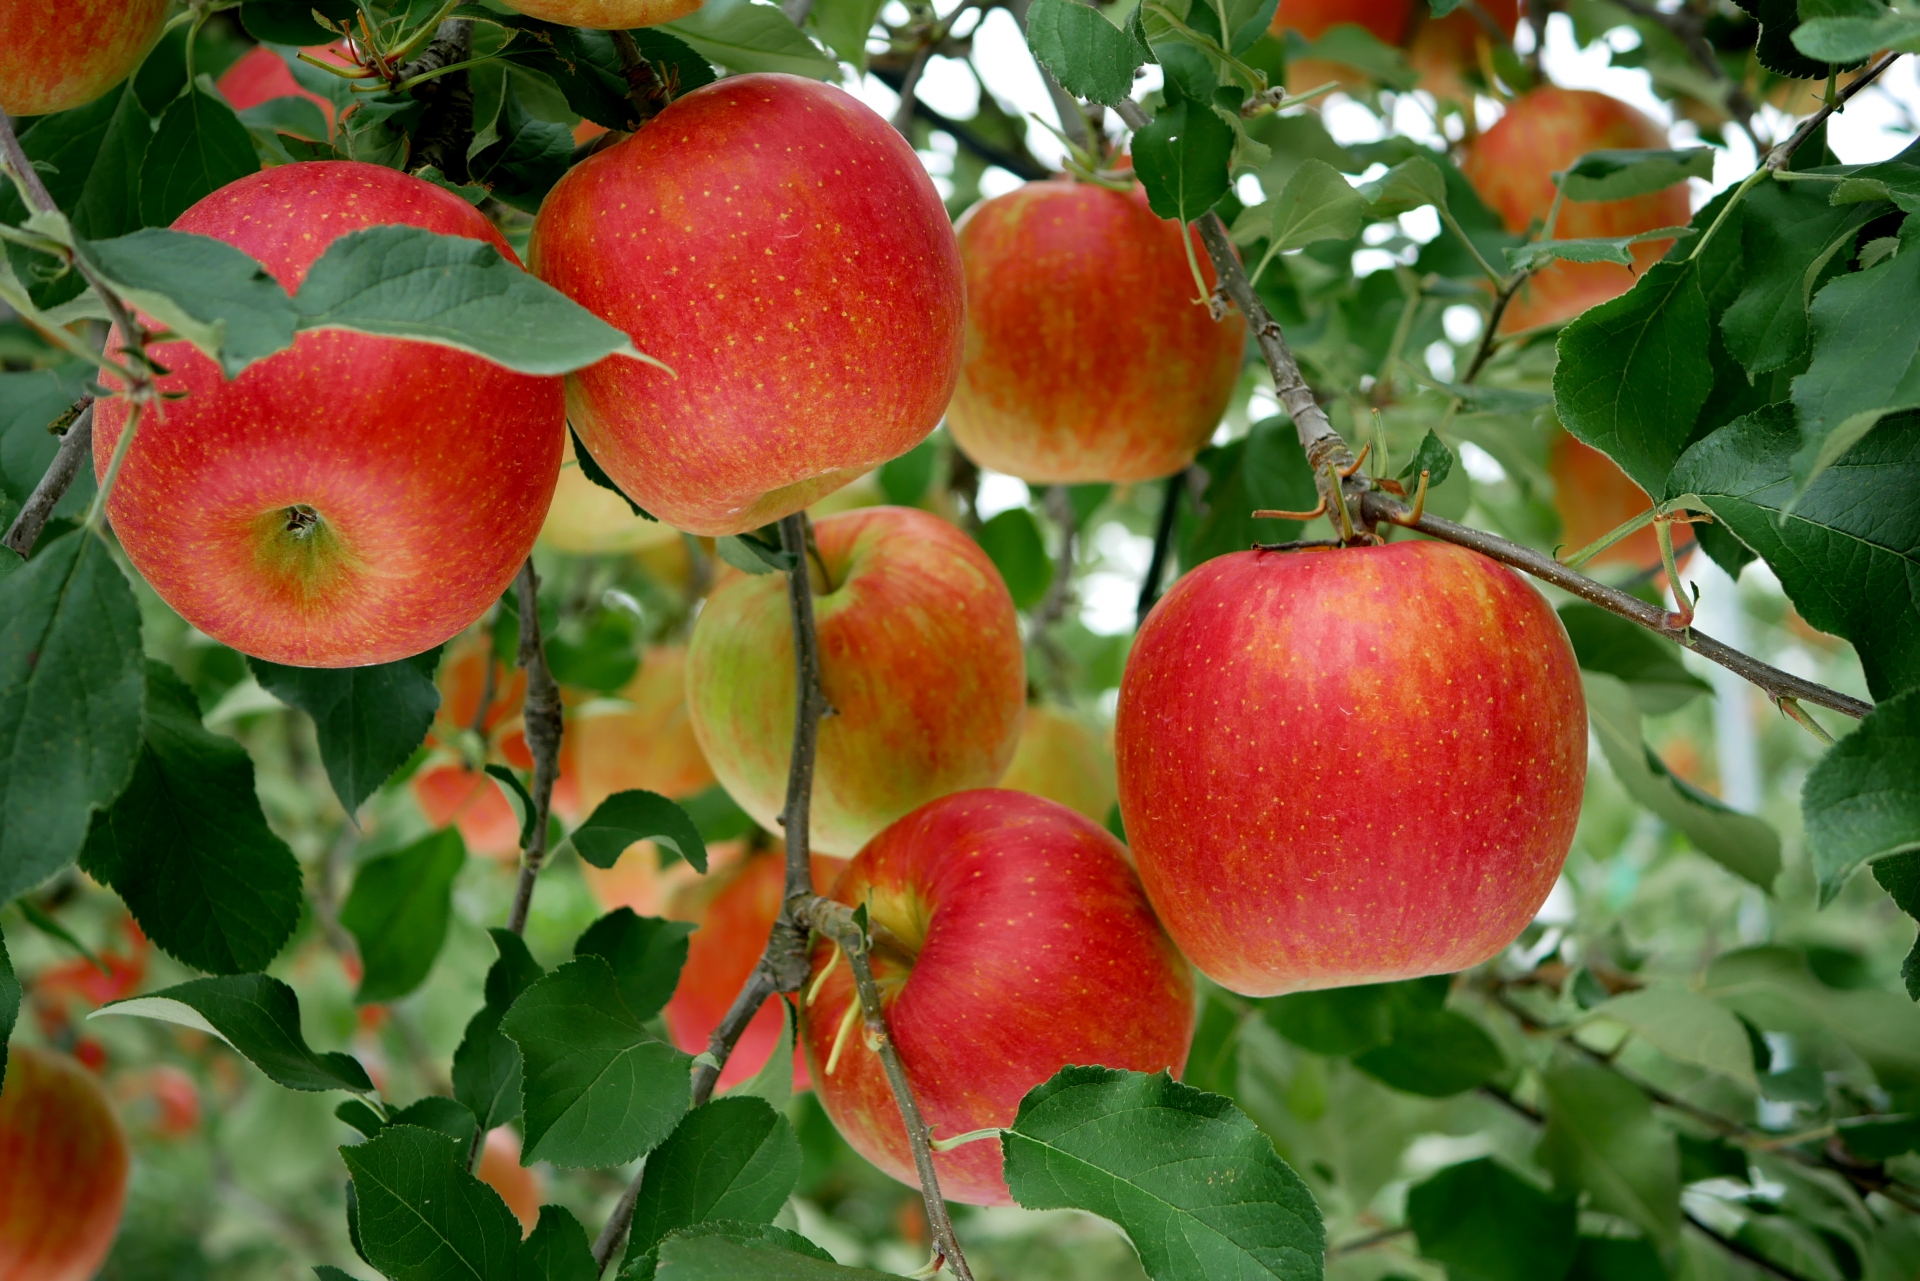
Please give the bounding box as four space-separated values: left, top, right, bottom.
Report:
610 30 674 126
404 19 475 182
1607 0 1764 150
2 401 91 558
1136 470 1184 627
868 66 1050 181
1766 51 1905 172
1683 1209 1823 1281
505 559 565 935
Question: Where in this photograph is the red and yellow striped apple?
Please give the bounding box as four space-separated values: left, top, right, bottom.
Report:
799 790 1194 1206
496 0 700 28
95 162 566 667
997 705 1117 824
0 0 168 116
0 1045 131 1280
1116 542 1586 996
687 506 1026 856
946 181 1245 483
530 74 963 535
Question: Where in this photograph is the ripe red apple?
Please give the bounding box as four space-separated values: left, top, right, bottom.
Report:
687 506 1026 856
0 0 168 116
95 161 566 667
997 705 1117 824
529 74 964 535
946 181 1245 483
1406 0 1519 103
1463 88 1691 332
574 645 716 812
215 45 349 138
664 846 846 1094
1550 434 1662 570
798 789 1194 1206
476 1127 543 1237
0 1045 131 1280
495 0 700 28
1270 0 1412 93
1115 542 1585 997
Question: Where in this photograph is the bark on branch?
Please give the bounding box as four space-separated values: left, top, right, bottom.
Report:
2 401 92 558
505 559 565 935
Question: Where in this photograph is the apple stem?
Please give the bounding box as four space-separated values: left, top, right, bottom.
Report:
504 559 565 937
1135 471 1186 628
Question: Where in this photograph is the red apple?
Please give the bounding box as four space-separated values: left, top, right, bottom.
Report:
1115 541 1585 997
215 45 355 138
798 789 1195 1206
477 1127 543 1237
0 0 168 116
1550 434 1662 570
0 1045 131 1281
1406 0 1519 103
946 181 1246 483
94 161 566 667
1463 87 1691 332
495 0 701 28
664 846 846 1094
996 704 1117 824
529 74 964 536
1270 0 1413 93
687 506 1026 856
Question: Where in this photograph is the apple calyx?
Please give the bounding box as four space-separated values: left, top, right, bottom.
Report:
252 503 356 599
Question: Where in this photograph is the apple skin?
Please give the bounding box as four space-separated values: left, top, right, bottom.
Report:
94 161 566 668
799 789 1195 1206
476 1127 544 1238
946 181 1245 483
1550 434 1662 570
0 1045 131 1281
1407 0 1518 102
1115 541 1586 997
214 45 344 136
1269 0 1412 93
0 0 168 116
687 506 1026 856
495 0 700 28
997 705 1117 824
1463 88 1691 333
529 74 964 536
664 847 846 1094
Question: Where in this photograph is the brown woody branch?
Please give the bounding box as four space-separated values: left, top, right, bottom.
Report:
505 559 565 935
404 19 476 182
2 400 92 558
1607 0 1764 150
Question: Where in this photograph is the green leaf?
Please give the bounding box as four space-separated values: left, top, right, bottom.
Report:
1583 674 1781 889
1720 179 1879 377
1837 1113 1920 1159
240 0 359 42
95 973 373 1092
501 954 692 1168
1554 260 1715 498
314 1268 362 1281
1538 1061 1681 1246
1179 416 1318 568
486 764 537 851
1668 406 1920 701
522 1207 599 1281
237 96 332 145
1001 1066 1325 1281
546 609 640 696
292 225 654 376
342 1124 521 1281
0 366 94 519
569 426 653 519
1560 148 1714 202
1407 1157 1576 1281
1734 0 1833 78
681 785 758 845
876 437 938 507
453 928 544 1131
1804 688 1920 905
574 909 694 1024
1789 219 1920 491
808 0 887 66
715 532 797 576
1353 1008 1505 1096
1396 429 1456 490
469 75 576 217
1358 155 1449 216
249 648 441 815
1792 12 1920 61
337 1098 387 1139
1231 158 1365 260
1263 984 1395 1056
1705 944 1920 1083
1582 986 1759 1089
1557 604 1711 715
140 87 262 229
1132 89 1236 225
77 228 300 378
572 790 709 873
624 1098 802 1267
0 926 17 1086
1026 0 1149 105
389 1095 480 1149
1873 852 1920 999
1503 226 1694 272
79 663 302 975
0 528 145 904
976 507 1054 610
652 1224 876 1279
339 830 467 1003
664 0 838 79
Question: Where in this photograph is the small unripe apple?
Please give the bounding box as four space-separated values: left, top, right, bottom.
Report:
95 162 566 667
494 0 700 28
1116 542 1585 996
946 181 1245 483
530 75 964 535
996 705 1117 824
687 507 1026 856
1550 434 1662 570
0 1045 131 1281
1463 87 1691 332
799 790 1194 1206
0 0 168 116
477 1127 543 1237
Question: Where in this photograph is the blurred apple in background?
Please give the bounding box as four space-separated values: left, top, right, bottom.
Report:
1269 0 1413 93
476 1127 543 1237
539 434 684 556
688 506 1026 856
1550 433 1663 570
1406 0 1518 104
947 181 1245 484
997 705 1117 825
0 1045 131 1281
496 0 701 29
0 0 168 116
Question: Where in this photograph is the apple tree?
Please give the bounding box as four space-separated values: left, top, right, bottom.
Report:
0 0 1918 1278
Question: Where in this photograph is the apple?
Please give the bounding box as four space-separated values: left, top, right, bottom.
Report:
495 0 701 29
0 0 168 116
529 74 964 536
1115 541 1586 997
663 846 846 1093
798 789 1195 1206
0 1045 131 1281
687 506 1026 856
94 161 567 668
1406 0 1518 103
996 705 1117 824
945 181 1246 483
114 1065 201 1139
476 1127 543 1237
214 45 347 137
575 644 716 811
1269 0 1412 93
1550 434 1663 570
539 434 684 555
1462 87 1691 333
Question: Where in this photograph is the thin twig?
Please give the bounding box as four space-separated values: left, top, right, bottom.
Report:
1684 1209 1822 1281
1766 52 1905 171
609 30 672 125
505 559 564 935
869 66 1050 180
1608 0 1763 150
2 402 91 558
891 46 935 134
1136 470 1184 627
1462 276 1524 382
1328 1226 1412 1257
1357 492 1871 719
